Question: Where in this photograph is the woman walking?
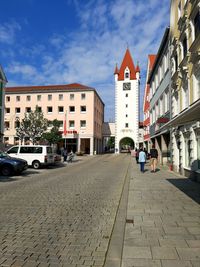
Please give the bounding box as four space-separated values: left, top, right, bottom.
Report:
138 147 146 173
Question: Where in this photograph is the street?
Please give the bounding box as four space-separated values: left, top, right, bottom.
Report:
0 154 131 267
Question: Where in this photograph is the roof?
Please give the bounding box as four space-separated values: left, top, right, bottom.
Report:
5 83 94 93
118 48 136 80
143 55 156 113
148 55 157 71
148 27 170 84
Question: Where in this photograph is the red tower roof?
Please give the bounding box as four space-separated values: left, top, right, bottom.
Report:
118 48 136 80
114 64 119 75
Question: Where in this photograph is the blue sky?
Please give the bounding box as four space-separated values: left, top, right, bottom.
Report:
0 0 170 121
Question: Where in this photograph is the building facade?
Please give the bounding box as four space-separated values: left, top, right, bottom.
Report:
4 83 104 155
169 0 200 180
0 65 7 149
149 28 171 165
114 48 140 153
143 55 156 152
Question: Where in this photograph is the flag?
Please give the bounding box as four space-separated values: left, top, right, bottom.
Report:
63 111 67 136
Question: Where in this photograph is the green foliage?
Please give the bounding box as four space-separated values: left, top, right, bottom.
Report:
42 119 62 145
107 137 115 148
16 106 48 144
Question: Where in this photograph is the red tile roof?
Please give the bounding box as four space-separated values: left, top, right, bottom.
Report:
118 49 136 80
6 83 94 93
114 64 119 75
148 55 157 71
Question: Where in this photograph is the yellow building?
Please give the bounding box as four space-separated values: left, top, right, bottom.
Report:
169 0 200 180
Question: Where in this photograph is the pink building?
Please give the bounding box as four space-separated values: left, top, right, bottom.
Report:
4 83 104 155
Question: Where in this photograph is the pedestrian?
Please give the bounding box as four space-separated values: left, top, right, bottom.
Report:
138 147 146 173
150 144 158 172
62 147 68 162
135 148 139 164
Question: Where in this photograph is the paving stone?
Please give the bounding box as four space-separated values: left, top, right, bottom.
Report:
176 248 200 260
161 259 193 267
123 246 152 259
151 247 179 260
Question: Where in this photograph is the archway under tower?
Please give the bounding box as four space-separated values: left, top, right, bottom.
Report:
119 137 135 153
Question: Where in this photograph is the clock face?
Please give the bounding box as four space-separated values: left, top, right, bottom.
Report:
123 82 131 90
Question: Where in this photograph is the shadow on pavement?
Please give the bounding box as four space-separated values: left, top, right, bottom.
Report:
167 178 200 204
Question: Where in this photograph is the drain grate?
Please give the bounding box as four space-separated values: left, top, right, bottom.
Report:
126 219 134 224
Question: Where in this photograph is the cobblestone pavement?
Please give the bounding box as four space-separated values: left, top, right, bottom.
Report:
122 161 200 267
0 154 131 267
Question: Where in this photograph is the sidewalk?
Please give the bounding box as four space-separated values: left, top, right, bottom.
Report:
122 161 200 267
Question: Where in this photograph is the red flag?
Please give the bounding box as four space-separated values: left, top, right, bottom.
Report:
63 111 67 136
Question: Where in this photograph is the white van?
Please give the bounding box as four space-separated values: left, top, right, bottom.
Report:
6 145 54 169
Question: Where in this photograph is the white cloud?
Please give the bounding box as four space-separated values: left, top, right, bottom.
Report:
0 21 21 44
5 0 170 120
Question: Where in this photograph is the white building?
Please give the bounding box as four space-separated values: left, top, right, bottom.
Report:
114 48 140 153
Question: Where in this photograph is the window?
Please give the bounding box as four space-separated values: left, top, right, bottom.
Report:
37 95 41 101
27 95 31 101
178 1 181 19
4 137 9 143
197 136 200 169
80 120 86 128
15 120 20 128
193 72 200 101
37 107 42 112
59 94 63 100
16 96 20 102
19 146 43 154
175 53 178 71
4 121 10 129
15 108 20 113
126 93 128 97
5 108 10 114
69 106 75 113
194 11 200 38
185 138 192 167
81 93 86 100
7 146 18 153
70 94 74 100
125 72 129 78
80 106 86 112
26 107 31 113
183 36 187 58
58 106 64 113
125 123 129 128
69 120 75 128
126 114 128 118
6 96 10 102
126 104 128 108
47 106 53 113
48 94 52 101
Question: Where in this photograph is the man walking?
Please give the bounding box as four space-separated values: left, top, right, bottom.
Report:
150 144 158 172
138 147 146 173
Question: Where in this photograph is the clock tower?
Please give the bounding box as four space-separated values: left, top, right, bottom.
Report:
114 48 140 153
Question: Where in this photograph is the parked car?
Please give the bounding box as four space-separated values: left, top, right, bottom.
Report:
6 145 54 169
0 151 28 176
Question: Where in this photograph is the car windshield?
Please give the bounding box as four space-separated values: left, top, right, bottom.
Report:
0 152 10 158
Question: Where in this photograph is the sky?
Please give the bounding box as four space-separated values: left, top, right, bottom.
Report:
0 0 170 121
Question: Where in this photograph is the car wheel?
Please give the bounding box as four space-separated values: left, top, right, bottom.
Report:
32 160 40 169
1 165 13 176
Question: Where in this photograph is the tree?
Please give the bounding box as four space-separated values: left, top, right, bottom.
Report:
42 119 62 145
107 137 115 148
16 106 48 144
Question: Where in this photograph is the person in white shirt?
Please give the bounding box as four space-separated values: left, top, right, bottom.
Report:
138 148 146 173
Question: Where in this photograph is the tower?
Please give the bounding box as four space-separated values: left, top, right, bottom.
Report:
114 48 140 153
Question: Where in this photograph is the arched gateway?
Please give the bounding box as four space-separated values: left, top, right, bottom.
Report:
114 48 140 153
119 137 135 152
